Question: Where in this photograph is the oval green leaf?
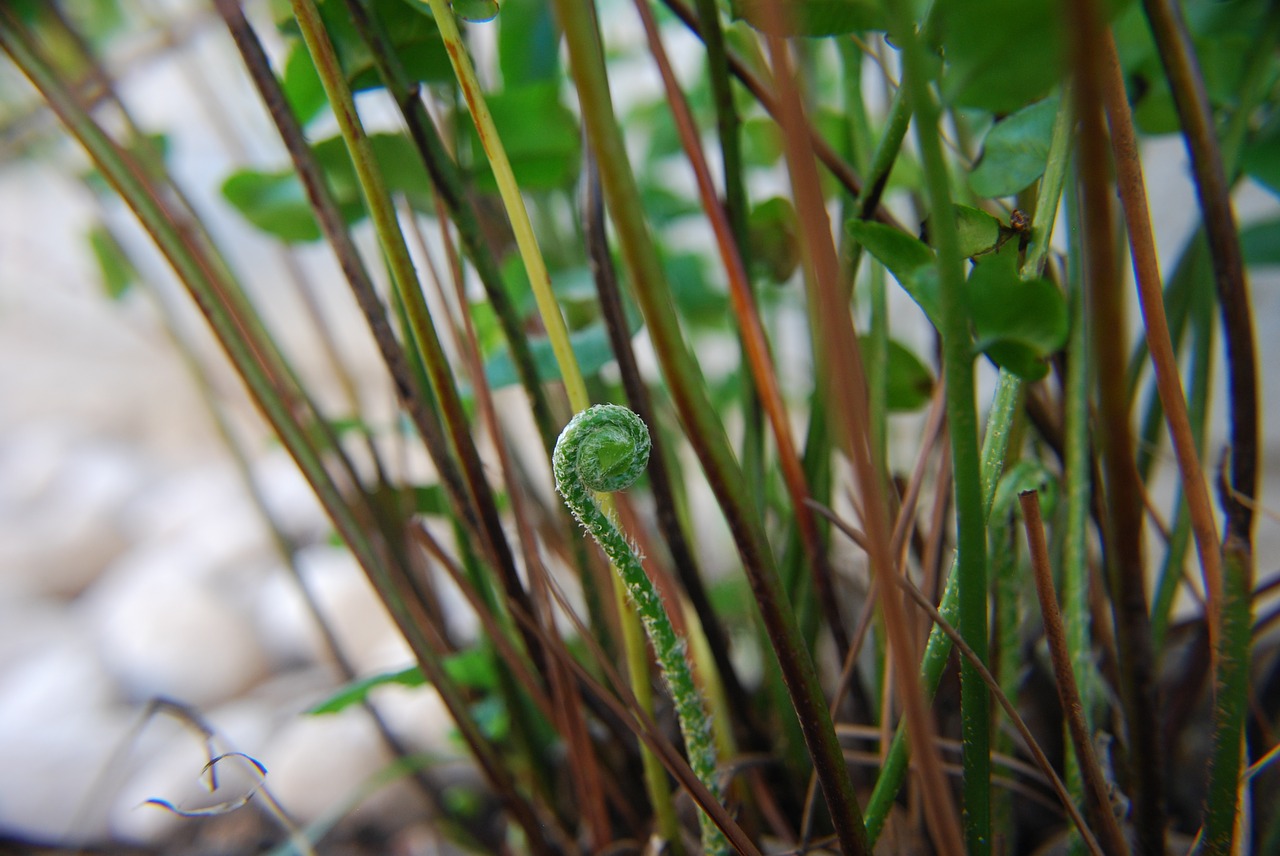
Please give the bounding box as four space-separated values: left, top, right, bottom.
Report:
964 249 1067 379
969 96 1059 198
847 219 941 325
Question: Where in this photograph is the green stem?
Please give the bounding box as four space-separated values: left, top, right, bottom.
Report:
551 4 869 851
863 370 1019 843
290 0 538 639
339 0 559 454
425 0 589 412
553 405 727 856
882 4 991 852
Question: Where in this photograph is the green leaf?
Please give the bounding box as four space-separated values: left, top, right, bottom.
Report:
453 0 500 22
307 648 498 715
1243 119 1280 199
410 484 450 515
485 322 623 388
964 249 1067 379
860 338 935 412
222 169 323 243
498 0 559 87
464 82 580 192
281 39 328 126
307 665 425 714
298 0 451 92
748 197 801 283
1241 218 1280 267
953 204 1003 258
87 224 139 300
223 133 433 242
969 96 1059 198
935 0 1064 114
847 219 941 324
730 0 885 36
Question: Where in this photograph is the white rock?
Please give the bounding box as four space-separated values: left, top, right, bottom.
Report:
84 560 267 706
0 434 145 597
0 632 132 843
255 545 411 675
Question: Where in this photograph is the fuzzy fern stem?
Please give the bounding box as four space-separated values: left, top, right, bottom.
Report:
553 404 727 855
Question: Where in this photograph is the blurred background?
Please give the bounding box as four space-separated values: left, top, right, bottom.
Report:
1 0 1278 853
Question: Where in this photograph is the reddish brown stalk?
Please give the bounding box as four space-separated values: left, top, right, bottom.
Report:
1065 0 1165 850
1019 491 1132 856
815 500 1108 856
630 0 847 659
1140 0 1258 544
473 530 765 856
428 204 615 849
760 14 962 854
659 0 905 234
1098 32 1224 656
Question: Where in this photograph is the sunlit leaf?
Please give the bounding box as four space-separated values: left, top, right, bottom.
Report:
281 39 328 127
222 169 322 243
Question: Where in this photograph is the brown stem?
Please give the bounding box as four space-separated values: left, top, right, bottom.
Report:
631 0 847 662
761 19 960 856
1141 0 1258 544
1020 491 1131 856
1098 30 1225 657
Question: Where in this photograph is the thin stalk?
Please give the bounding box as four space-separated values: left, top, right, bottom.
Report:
0 18 560 851
815 501 1107 856
1061 173 1100 848
1140 5 1260 852
1067 1 1165 850
580 150 754 739
426 3 682 832
1020 491 1132 856
631 0 843 663
1141 0 1258 545
553 406 728 854
288 0 539 649
660 0 906 232
1099 30 1224 656
1152 282 1214 648
880 4 991 852
761 4 960 850
340 0 559 454
690 0 764 509
550 3 871 852
423 0 589 412
862 370 1020 842
837 38 889 488
212 0 481 559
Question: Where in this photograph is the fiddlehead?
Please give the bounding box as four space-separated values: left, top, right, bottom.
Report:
553 404 727 855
